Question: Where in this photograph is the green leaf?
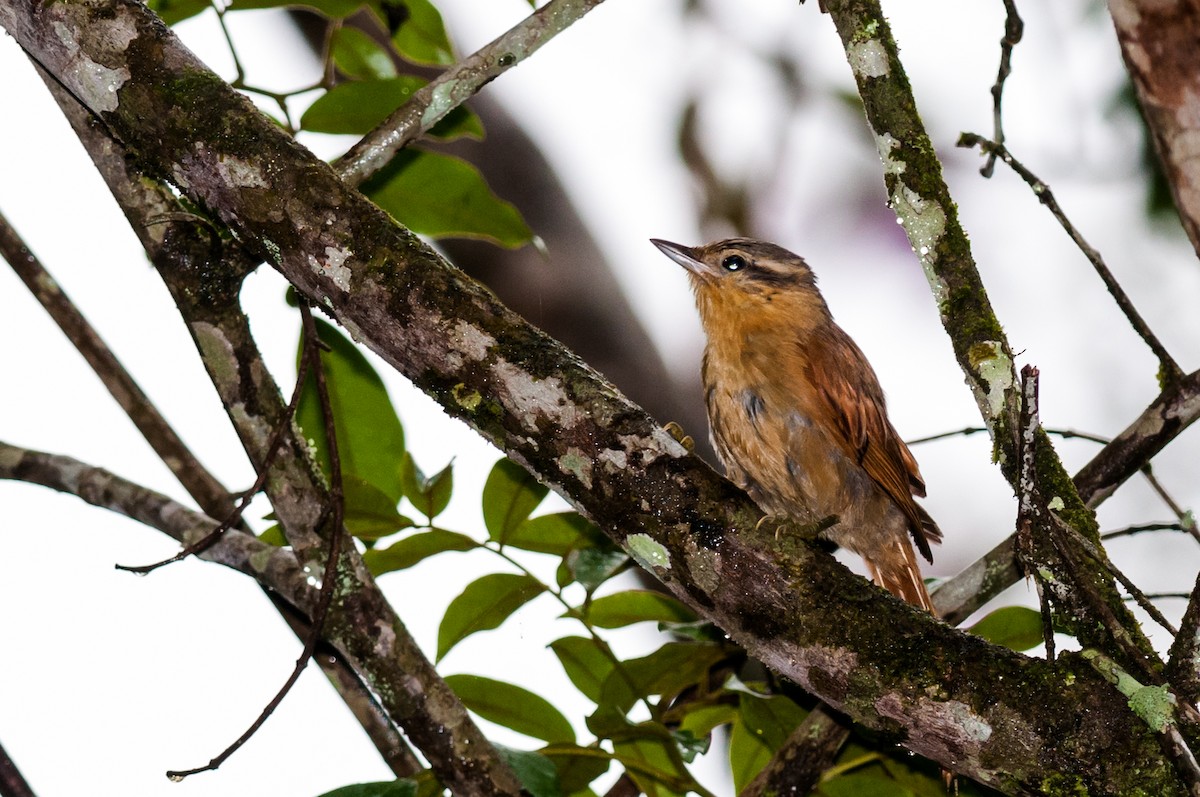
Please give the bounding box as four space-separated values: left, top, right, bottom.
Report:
549 636 614 703
967 605 1043 651
146 0 208 25
444 674 574 744
677 703 737 739
331 27 398 80
671 729 708 763
343 475 413 540
296 318 406 503
618 643 728 703
493 746 561 797
612 727 694 797
540 744 611 794
729 713 773 794
438 573 545 660
258 524 287 547
315 780 418 797
363 529 476 576
301 78 482 140
584 591 697 629
737 692 807 752
385 0 453 65
400 453 454 520
567 547 629 592
482 458 548 543
818 774 915 797
364 150 533 248
506 512 598 557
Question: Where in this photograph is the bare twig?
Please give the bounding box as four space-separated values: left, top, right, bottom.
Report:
336 0 606 186
739 705 851 797
167 303 345 780
980 0 1023 178
1103 523 1185 541
958 134 1184 385
115 319 316 574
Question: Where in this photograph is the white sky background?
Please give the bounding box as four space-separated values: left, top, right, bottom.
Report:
2 0 1199 795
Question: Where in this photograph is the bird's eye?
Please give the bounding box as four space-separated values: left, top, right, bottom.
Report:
722 254 747 272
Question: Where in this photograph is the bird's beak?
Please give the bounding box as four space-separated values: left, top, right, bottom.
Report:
650 238 711 277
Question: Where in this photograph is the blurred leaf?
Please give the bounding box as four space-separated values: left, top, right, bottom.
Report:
343 475 413 540
297 318 405 503
331 27 398 80
494 745 561 797
677 702 736 739
585 590 697 629
671 729 708 763
401 453 453 520
364 150 533 247
567 547 629 592
258 524 287 547
483 458 548 543
968 605 1043 652
146 0 208 25
729 713 772 793
549 636 614 703
818 774 915 797
230 0 366 18
363 528 476 576
612 726 694 797
316 780 417 797
738 692 806 751
301 78 482 139
438 573 545 660
444 674 574 744
507 512 599 556
618 642 728 704
540 744 611 794
386 0 453 65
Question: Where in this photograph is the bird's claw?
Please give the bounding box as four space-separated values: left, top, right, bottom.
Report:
663 421 695 452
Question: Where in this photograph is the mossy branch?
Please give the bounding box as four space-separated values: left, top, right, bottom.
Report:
820 0 1159 672
1 0 1194 790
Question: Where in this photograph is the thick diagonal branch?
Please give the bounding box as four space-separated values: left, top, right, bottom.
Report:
1 0 1191 790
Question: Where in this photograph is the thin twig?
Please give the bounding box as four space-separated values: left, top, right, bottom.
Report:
335 0 606 186
166 303 345 780
115 327 317 573
958 134 1184 385
907 425 1111 446
1102 523 1185 541
980 0 1023 178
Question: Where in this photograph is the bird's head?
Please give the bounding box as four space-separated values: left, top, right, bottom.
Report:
651 237 828 330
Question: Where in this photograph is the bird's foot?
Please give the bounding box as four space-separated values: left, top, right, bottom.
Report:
663 421 695 452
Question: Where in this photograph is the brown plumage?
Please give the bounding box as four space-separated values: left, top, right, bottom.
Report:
652 237 941 612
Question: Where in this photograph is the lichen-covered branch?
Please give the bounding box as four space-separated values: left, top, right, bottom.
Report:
31 79 518 797
1108 0 1200 262
2 0 1193 789
820 0 1159 672
336 0 606 186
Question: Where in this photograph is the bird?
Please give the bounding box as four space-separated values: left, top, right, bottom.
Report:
651 237 941 612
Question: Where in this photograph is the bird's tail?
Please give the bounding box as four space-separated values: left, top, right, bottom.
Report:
865 538 935 614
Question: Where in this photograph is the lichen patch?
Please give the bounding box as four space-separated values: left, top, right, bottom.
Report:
848 39 890 79
491 359 582 432
308 245 353 292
